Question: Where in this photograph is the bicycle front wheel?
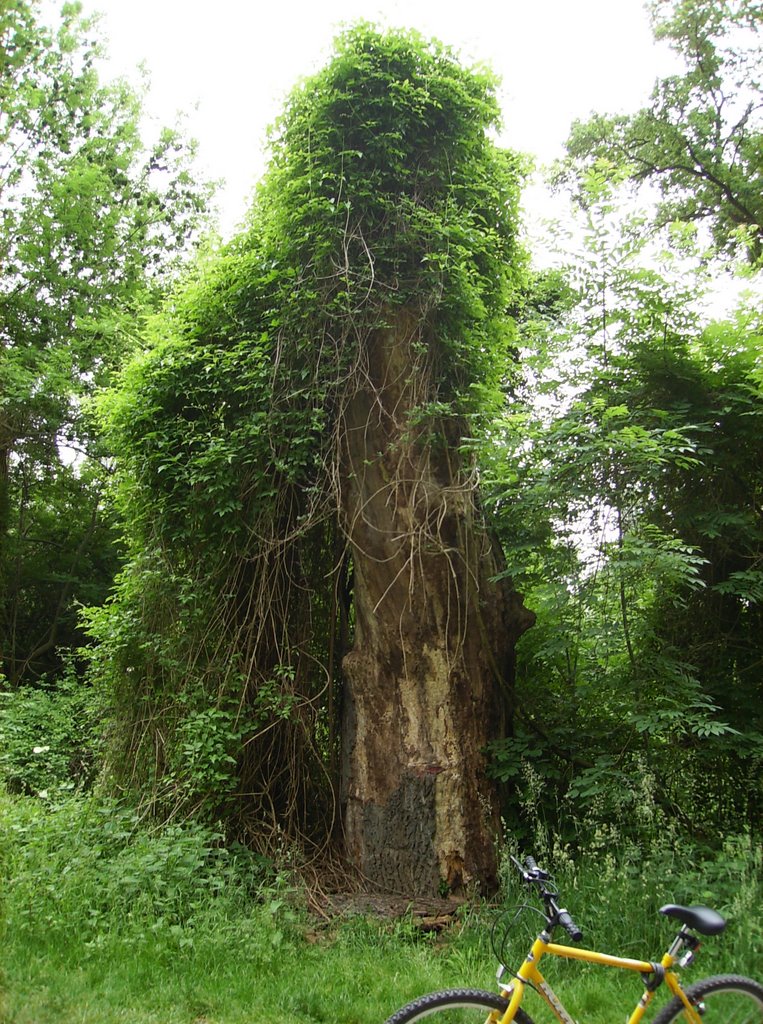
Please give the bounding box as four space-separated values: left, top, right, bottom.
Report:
652 974 763 1024
384 988 534 1024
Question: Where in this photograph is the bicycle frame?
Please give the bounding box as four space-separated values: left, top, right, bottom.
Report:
498 929 704 1024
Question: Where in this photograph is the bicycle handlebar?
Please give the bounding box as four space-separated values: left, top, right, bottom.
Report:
513 854 583 942
557 908 584 942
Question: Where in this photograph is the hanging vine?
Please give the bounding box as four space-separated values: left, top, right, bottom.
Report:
88 24 528 856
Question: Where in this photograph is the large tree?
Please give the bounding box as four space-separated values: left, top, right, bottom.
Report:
94 26 534 894
0 1 213 685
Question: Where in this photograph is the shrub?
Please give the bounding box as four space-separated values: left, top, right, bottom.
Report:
0 662 101 797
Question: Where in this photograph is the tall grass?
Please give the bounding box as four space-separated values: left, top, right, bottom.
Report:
500 759 762 973
1 791 760 1024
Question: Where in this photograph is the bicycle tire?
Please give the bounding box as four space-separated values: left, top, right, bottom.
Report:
384 988 534 1024
651 974 763 1024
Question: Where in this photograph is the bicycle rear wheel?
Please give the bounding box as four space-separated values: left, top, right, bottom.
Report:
384 988 534 1024
652 974 763 1024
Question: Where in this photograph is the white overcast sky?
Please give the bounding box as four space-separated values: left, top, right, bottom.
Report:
82 0 678 238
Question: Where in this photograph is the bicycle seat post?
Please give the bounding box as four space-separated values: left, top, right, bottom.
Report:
667 927 700 967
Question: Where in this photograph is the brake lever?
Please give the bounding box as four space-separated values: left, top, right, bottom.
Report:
511 853 550 883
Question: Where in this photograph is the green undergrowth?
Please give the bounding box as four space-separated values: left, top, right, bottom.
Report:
1 794 760 1024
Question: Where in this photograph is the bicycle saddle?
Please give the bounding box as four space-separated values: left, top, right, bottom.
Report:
659 904 726 935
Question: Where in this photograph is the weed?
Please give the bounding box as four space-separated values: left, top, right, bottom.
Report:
0 791 760 1023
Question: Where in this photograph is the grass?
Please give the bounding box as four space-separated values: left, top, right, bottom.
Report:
1 901 493 1024
0 911 649 1024
1 793 760 1024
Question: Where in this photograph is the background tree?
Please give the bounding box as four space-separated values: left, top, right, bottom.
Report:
561 0 763 264
0 0 213 687
486 182 762 844
92 25 534 894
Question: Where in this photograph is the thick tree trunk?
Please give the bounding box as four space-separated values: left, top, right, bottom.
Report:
339 312 534 895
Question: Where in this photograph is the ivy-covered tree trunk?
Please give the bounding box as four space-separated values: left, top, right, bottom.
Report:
340 312 534 894
94 26 534 870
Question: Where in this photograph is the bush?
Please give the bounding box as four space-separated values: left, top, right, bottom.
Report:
0 793 282 951
0 663 101 797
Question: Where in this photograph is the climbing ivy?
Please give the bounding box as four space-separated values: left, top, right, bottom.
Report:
90 25 527 844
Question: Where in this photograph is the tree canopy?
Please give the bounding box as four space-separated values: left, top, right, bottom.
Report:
561 0 763 264
0 0 213 687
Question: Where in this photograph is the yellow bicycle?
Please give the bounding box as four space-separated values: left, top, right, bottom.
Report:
384 854 763 1024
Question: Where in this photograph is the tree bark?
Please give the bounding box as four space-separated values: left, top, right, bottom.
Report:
339 311 534 895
